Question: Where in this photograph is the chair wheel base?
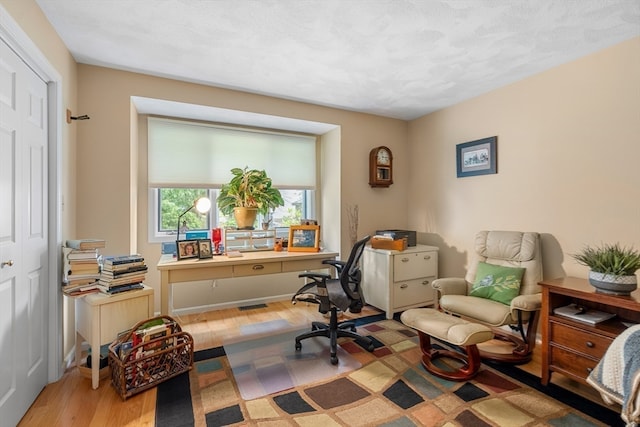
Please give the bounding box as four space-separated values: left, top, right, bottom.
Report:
294 307 374 363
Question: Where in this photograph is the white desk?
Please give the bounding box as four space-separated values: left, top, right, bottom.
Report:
75 285 154 389
157 250 338 315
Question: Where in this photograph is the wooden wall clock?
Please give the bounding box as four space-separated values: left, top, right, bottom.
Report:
369 146 393 188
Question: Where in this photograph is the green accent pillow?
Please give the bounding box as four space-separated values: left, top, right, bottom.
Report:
470 262 525 305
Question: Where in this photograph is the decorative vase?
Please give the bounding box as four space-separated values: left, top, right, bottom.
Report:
233 207 258 230
588 270 638 296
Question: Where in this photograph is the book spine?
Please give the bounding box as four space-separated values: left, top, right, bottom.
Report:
101 266 148 277
104 256 144 265
103 262 146 272
65 239 106 250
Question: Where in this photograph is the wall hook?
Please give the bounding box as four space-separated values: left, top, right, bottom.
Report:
66 109 90 123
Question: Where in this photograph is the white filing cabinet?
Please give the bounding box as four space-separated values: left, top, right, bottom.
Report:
362 244 438 319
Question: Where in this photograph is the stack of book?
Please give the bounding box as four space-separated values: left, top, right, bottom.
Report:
98 254 148 295
62 239 106 296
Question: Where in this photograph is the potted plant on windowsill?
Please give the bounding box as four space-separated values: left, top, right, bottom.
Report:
217 167 284 230
571 243 640 296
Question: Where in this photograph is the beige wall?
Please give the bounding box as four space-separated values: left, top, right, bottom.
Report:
408 37 640 282
75 65 408 311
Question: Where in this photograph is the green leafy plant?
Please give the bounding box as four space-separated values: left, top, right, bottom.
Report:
571 243 640 277
217 167 284 216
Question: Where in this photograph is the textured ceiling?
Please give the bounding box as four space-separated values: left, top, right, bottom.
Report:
36 0 640 120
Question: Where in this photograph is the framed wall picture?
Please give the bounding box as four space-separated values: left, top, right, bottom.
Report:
288 225 320 252
198 239 213 259
456 136 497 178
177 240 199 260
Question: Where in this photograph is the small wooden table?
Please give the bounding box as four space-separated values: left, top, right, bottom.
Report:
156 250 338 315
75 285 154 389
539 277 640 386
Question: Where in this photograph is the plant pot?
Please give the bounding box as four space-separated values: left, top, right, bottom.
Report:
588 271 638 296
233 207 258 230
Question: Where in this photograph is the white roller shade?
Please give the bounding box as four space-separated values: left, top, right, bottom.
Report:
148 117 316 189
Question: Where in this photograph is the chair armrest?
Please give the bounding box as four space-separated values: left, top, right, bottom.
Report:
299 272 331 281
510 293 541 312
323 259 345 275
295 272 332 313
432 278 468 296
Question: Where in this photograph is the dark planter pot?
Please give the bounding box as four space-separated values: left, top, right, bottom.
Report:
588 271 638 296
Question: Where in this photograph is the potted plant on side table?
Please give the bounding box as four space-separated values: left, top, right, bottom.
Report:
571 243 640 296
217 167 284 230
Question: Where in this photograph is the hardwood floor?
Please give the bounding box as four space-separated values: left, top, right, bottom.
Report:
18 302 613 426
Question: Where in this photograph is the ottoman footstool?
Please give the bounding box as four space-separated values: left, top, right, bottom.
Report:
401 308 494 381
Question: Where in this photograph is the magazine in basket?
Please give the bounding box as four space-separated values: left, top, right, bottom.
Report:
108 315 193 400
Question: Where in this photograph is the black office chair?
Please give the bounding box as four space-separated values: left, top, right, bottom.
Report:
292 235 375 364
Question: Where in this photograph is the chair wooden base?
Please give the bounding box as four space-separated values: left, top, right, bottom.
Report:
477 311 539 364
417 331 481 381
478 329 533 364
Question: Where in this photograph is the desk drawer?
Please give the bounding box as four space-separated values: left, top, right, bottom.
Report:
393 277 435 309
234 262 281 276
170 266 233 283
393 251 437 282
550 321 612 359
282 258 331 273
550 345 599 381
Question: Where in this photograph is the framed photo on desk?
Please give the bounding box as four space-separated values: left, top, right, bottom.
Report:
288 225 320 252
177 240 199 260
198 239 213 259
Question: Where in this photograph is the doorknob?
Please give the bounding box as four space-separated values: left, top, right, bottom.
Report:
1 260 14 268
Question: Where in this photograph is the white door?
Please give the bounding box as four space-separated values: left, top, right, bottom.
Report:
0 38 49 426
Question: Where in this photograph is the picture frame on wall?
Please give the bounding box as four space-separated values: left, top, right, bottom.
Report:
177 240 199 260
288 225 320 252
456 136 497 178
198 239 213 259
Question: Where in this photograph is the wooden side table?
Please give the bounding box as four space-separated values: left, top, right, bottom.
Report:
539 277 640 386
74 285 154 389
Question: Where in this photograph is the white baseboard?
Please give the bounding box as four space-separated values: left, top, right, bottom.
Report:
64 346 76 369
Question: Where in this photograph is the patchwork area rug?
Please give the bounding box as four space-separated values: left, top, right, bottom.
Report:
224 326 361 400
156 316 622 427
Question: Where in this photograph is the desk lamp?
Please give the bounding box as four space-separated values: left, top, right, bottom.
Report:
176 197 211 241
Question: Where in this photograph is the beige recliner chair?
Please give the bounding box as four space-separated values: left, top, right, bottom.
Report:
432 230 543 363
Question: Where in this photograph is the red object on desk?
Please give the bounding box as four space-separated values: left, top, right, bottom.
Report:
211 228 222 253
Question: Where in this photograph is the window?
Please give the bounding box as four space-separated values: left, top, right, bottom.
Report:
148 118 317 240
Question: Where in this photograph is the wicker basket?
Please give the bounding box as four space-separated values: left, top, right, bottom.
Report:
108 315 193 400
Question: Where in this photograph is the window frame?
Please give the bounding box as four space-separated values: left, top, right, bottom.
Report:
148 188 316 243
146 118 321 244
